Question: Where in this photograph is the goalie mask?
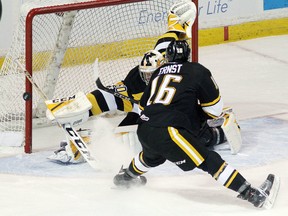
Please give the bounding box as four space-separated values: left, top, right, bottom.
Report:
139 50 164 85
166 40 190 62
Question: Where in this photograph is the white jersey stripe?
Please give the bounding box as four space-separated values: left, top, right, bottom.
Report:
217 164 235 185
99 89 117 111
134 152 150 173
154 41 171 53
202 97 223 117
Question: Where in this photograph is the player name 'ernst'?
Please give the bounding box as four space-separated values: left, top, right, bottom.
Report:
157 64 183 76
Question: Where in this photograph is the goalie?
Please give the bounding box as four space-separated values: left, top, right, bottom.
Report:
47 0 241 164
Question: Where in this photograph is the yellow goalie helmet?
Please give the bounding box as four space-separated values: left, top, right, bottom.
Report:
139 50 164 85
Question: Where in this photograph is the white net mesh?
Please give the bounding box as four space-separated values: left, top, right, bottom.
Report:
0 0 176 147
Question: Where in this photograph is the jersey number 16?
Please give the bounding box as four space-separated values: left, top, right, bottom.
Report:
147 74 183 106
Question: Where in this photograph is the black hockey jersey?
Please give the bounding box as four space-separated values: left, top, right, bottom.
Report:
121 31 183 102
122 65 146 102
88 31 189 118
138 61 222 133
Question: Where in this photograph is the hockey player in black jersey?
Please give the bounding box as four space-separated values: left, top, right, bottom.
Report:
113 40 280 209
47 1 229 164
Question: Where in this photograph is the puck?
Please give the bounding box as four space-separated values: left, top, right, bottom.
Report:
23 92 31 101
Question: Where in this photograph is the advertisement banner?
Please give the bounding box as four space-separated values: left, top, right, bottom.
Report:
0 0 288 56
198 0 263 28
264 0 288 10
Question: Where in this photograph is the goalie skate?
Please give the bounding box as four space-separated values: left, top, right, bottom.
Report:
47 141 73 164
48 128 92 164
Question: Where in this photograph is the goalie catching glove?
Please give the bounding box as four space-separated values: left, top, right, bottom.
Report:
46 92 92 126
168 0 197 38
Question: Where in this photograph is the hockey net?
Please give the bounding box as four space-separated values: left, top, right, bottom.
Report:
0 0 198 153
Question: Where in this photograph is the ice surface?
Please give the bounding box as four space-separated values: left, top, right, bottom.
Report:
0 35 287 216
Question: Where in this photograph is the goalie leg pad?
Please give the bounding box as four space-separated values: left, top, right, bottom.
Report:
221 112 242 154
122 131 141 148
115 125 142 153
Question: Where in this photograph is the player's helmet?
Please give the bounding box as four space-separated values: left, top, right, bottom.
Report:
166 40 190 62
139 50 164 85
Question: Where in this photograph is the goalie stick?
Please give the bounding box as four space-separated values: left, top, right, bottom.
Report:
93 58 138 104
15 59 99 170
96 78 139 104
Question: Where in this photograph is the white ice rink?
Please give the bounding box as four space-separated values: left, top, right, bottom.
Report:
0 35 287 216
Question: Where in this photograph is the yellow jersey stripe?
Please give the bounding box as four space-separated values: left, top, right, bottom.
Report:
132 92 143 102
157 32 178 40
213 162 227 179
168 127 204 166
86 93 102 115
201 95 221 107
225 170 239 188
132 158 145 174
122 99 133 112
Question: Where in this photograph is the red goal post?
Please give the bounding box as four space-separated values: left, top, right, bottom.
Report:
0 0 198 153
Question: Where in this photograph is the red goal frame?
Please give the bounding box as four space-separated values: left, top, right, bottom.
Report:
24 0 199 153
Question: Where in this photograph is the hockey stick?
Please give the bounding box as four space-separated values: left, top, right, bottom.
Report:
96 78 139 104
93 58 138 104
15 59 99 170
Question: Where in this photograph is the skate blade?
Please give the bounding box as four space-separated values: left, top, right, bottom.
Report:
47 154 72 164
263 175 280 209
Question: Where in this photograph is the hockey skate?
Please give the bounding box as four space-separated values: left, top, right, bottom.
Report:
113 166 147 188
47 141 73 164
47 128 91 164
237 174 280 209
207 126 229 152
